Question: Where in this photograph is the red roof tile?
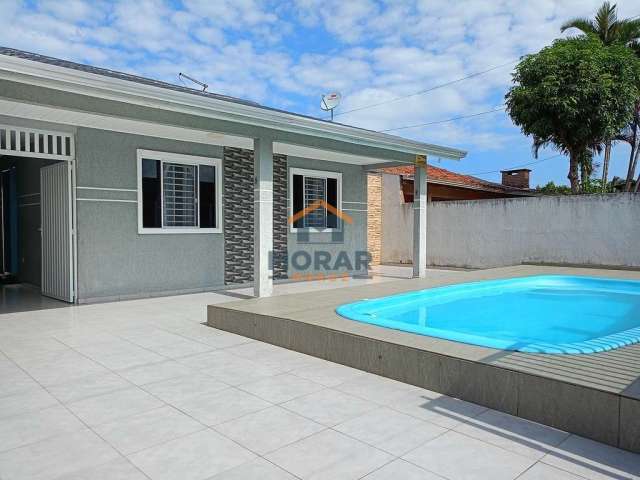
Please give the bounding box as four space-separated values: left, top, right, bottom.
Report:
381 165 530 193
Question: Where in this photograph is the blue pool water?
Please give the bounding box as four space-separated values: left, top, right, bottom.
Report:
336 276 640 354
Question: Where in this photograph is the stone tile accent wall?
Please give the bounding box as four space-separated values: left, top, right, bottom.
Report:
367 173 382 265
223 147 288 285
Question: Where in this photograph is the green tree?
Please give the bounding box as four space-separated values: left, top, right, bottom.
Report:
505 37 640 193
561 2 640 191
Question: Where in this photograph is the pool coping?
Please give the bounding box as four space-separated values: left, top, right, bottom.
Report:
207 265 640 453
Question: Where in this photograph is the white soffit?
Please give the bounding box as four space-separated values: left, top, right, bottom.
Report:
0 99 253 150
0 99 402 165
274 143 391 165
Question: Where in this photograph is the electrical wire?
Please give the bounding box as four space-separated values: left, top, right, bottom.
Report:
333 59 517 118
378 107 506 133
466 154 564 177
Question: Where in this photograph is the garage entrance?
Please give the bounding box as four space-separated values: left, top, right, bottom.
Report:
0 124 75 312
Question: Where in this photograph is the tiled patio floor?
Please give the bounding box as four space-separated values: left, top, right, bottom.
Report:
0 271 639 480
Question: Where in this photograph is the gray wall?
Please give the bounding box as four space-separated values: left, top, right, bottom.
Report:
427 194 640 269
75 127 225 302
74 129 370 302
287 157 368 276
380 173 413 264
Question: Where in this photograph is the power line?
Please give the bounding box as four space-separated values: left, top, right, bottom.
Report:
334 59 517 118
466 154 564 177
378 107 506 133
331 10 640 122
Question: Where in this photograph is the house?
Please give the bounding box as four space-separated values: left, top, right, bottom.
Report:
366 165 534 265
0 47 466 304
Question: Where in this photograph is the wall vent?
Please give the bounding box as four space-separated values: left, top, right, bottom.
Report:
0 125 75 161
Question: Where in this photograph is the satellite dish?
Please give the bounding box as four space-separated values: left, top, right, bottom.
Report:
321 92 341 111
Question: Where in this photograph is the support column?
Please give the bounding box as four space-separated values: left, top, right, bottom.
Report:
253 136 274 297
413 156 427 278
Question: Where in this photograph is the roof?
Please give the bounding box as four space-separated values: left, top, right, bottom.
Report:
381 165 533 195
0 47 467 162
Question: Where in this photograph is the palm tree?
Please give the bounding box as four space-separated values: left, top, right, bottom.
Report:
561 2 640 192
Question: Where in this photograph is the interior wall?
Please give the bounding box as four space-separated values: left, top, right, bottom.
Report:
0 155 56 286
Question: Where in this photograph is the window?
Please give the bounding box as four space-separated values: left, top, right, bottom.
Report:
290 168 342 231
137 150 221 234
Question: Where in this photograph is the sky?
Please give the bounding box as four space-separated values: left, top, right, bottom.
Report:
1 0 639 186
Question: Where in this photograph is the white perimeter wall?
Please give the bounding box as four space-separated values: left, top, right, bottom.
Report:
381 189 640 268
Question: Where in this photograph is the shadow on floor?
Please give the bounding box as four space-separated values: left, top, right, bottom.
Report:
0 284 70 314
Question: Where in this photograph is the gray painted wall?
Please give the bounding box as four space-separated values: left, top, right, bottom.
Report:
73 129 370 301
380 173 413 264
287 157 368 276
75 127 226 302
427 194 640 269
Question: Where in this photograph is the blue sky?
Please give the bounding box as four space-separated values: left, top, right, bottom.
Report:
2 0 638 186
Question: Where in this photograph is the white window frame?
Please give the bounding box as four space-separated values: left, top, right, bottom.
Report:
289 167 342 233
137 149 222 234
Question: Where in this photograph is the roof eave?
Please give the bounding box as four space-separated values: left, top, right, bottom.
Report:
0 53 467 161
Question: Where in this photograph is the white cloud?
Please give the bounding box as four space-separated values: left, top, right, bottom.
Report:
0 0 637 157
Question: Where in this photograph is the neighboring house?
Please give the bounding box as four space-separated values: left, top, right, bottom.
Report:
0 47 466 304
367 165 534 265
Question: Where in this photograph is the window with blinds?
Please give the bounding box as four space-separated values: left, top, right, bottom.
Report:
138 151 220 233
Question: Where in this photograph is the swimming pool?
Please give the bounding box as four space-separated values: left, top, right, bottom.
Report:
336 275 640 354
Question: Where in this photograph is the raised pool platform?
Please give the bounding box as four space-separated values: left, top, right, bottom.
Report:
207 265 640 453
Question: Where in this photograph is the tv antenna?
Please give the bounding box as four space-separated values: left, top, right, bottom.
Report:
320 92 342 121
178 72 208 92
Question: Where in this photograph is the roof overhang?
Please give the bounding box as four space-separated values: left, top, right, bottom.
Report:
0 53 467 164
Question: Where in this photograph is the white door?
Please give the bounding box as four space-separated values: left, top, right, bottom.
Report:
41 162 74 302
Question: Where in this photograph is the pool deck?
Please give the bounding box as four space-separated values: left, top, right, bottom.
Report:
208 265 640 453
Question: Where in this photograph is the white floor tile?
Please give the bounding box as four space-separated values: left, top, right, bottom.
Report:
390 390 487 428
127 429 255 480
0 428 120 480
362 459 446 479
333 406 447 456
94 405 205 455
541 435 640 480
403 431 535 480
334 373 422 405
282 388 377 426
142 372 229 404
53 457 148 479
209 457 297 480
265 429 393 480
215 406 325 455
0 405 85 452
0 387 59 419
238 373 325 404
454 409 570 460
174 386 272 426
47 371 132 404
291 361 366 387
516 462 585 479
67 386 164 426
118 360 195 386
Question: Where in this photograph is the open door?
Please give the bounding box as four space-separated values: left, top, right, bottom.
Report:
40 162 74 302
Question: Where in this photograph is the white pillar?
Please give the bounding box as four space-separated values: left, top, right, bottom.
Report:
254 136 274 297
413 158 427 278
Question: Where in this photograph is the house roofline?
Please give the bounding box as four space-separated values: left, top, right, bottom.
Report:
0 47 467 161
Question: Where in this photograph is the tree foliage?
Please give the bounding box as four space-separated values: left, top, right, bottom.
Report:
505 36 640 193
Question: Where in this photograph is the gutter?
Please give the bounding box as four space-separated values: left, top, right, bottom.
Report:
0 53 467 160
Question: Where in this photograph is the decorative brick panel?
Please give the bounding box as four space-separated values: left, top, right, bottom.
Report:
367 173 382 265
223 147 288 285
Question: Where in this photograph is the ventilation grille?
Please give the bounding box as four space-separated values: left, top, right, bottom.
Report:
0 125 75 160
